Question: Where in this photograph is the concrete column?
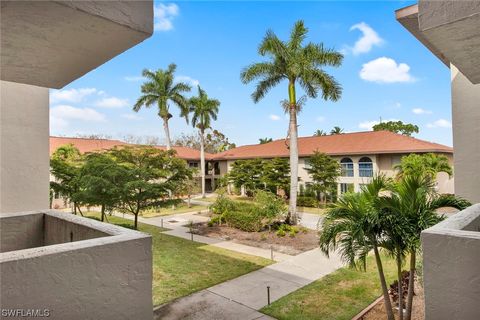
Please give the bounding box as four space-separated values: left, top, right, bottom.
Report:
0 81 50 213
451 65 480 203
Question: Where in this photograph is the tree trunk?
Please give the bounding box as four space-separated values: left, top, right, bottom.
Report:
134 209 139 230
288 81 299 225
406 250 416 320
77 205 84 217
187 195 191 208
163 117 172 150
200 129 206 198
101 204 105 222
73 202 77 215
373 244 395 320
397 252 404 320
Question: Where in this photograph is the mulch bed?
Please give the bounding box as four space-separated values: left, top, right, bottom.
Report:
191 222 319 255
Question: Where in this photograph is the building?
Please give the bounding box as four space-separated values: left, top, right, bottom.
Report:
214 130 454 195
52 130 455 201
396 1 480 319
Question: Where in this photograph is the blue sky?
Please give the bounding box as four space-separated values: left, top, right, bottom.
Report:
50 0 454 147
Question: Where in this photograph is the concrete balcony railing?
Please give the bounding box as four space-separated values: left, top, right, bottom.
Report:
0 210 152 319
421 204 480 320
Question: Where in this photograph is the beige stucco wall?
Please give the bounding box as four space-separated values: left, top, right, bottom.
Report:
0 81 50 213
451 65 480 203
421 204 480 320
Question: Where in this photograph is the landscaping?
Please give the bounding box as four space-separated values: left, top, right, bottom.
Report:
261 255 398 320
84 212 272 306
140 201 208 218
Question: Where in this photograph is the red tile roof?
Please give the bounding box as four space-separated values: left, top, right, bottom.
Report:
214 131 453 160
49 136 214 160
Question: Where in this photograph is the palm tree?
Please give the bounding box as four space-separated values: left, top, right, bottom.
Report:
259 137 273 144
330 126 344 135
320 176 395 320
394 153 452 180
241 20 342 224
189 86 220 198
133 64 191 150
379 173 470 320
313 129 327 136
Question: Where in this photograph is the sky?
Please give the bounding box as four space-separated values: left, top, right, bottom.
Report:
49 0 454 147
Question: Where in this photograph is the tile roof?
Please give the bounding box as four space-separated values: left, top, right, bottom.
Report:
214 131 453 160
49 136 214 160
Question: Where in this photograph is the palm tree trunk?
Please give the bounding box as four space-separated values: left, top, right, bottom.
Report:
163 117 172 150
373 244 395 320
288 81 298 225
397 252 404 320
200 129 206 198
405 250 416 320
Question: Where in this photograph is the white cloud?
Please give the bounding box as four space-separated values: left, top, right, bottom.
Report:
349 22 383 55
427 119 451 128
316 116 326 122
51 105 106 122
154 3 179 31
175 75 200 87
50 88 97 103
358 118 398 130
412 108 432 115
360 57 415 83
124 76 144 82
95 97 129 108
121 113 142 120
269 114 281 121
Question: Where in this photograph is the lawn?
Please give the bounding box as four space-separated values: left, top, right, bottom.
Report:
261 254 397 320
140 203 208 218
297 206 326 215
84 212 272 306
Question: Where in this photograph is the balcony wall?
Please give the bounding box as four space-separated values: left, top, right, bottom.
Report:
0 210 153 320
421 204 480 320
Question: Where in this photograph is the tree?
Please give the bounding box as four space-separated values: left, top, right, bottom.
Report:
313 129 327 136
133 64 191 150
379 173 470 320
394 153 452 180
373 121 419 137
259 137 273 144
330 126 344 135
227 159 264 196
109 146 191 229
174 130 235 153
320 176 395 320
261 158 290 195
189 86 220 198
304 152 340 203
76 152 125 222
50 144 84 215
241 20 343 224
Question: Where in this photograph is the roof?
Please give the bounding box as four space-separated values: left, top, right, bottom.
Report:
214 131 453 160
49 136 214 161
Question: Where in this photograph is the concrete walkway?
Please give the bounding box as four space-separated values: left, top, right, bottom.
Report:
154 248 343 319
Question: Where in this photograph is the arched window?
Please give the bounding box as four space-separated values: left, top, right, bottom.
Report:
359 157 373 177
340 157 354 177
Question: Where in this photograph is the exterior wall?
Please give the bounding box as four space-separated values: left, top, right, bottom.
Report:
451 64 480 203
421 204 480 320
0 81 50 213
0 212 44 252
0 211 153 320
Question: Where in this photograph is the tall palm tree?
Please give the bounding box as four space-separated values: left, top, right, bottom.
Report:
133 64 191 150
313 129 327 136
320 176 395 320
189 86 220 198
241 20 342 224
379 173 470 320
330 126 344 135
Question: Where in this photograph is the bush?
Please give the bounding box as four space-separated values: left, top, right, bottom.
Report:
297 196 318 208
223 204 264 232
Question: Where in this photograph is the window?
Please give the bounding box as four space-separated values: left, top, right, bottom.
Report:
188 162 199 168
359 157 373 177
340 183 354 194
340 158 354 177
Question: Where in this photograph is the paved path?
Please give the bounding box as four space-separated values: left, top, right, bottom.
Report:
154 248 343 319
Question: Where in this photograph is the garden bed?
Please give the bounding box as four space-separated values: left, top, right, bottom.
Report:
192 222 319 255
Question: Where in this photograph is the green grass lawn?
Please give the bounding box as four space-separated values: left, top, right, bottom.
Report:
297 206 327 215
261 254 397 320
84 212 272 306
140 203 208 218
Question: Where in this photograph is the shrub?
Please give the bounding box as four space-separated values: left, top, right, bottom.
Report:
223 204 264 232
254 190 287 223
276 223 300 237
297 196 318 208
